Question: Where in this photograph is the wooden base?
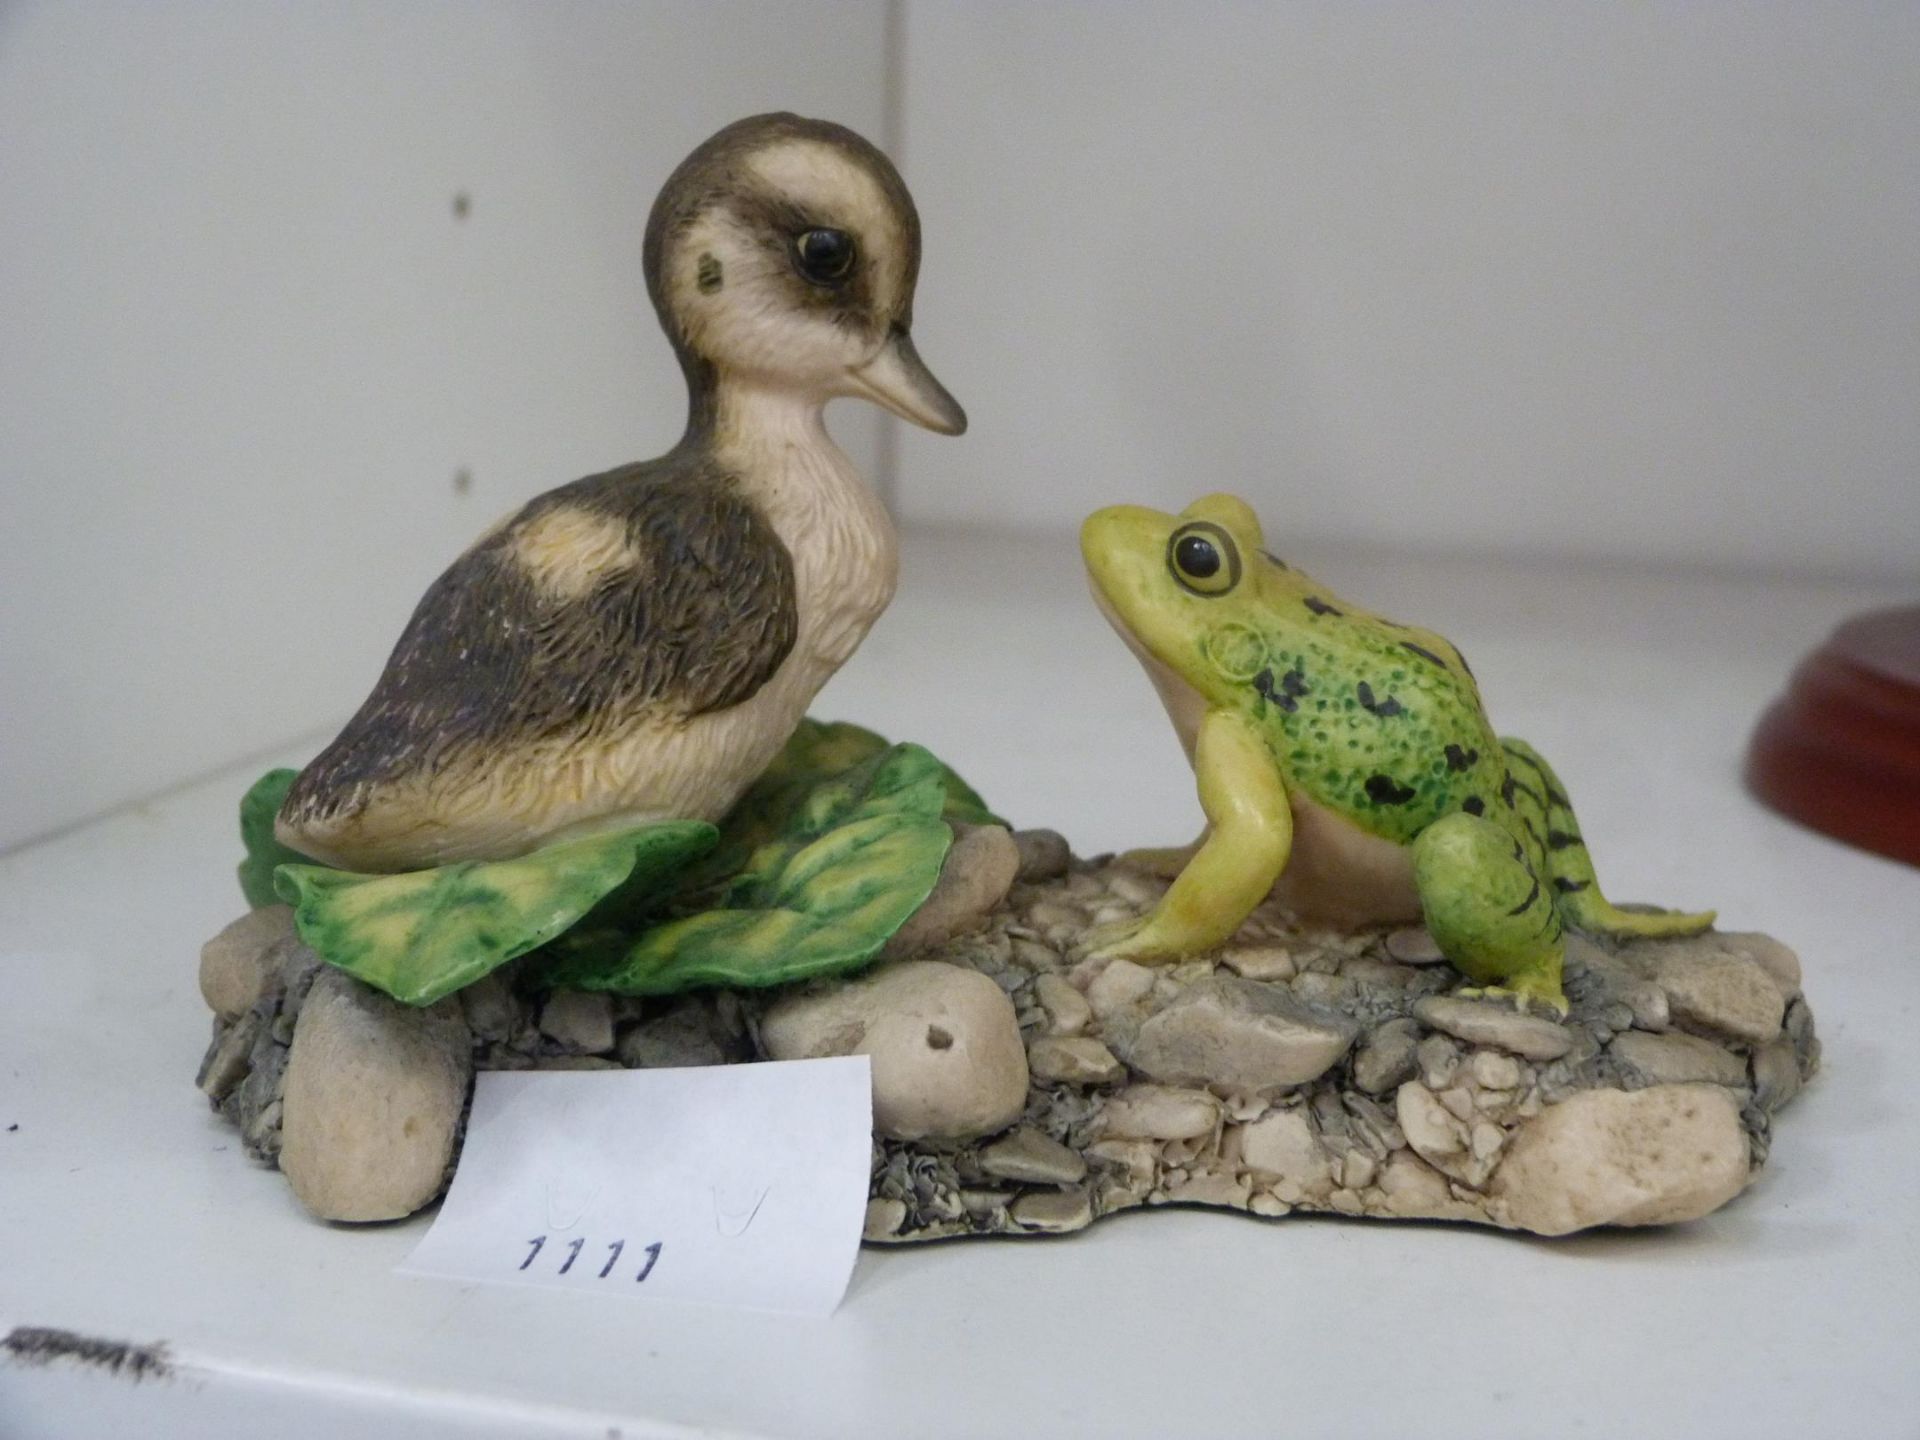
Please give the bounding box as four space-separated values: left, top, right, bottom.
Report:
1747 604 1920 868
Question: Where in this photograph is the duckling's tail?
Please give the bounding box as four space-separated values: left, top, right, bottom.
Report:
1497 738 1717 939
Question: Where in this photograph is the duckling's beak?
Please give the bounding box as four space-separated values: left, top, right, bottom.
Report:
847 326 967 435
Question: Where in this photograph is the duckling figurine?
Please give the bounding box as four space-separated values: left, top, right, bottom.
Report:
1080 494 1715 1012
278 113 965 872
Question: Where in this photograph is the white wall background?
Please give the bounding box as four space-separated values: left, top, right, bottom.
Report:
895 2 1920 577
0 0 890 851
4 2 1917 852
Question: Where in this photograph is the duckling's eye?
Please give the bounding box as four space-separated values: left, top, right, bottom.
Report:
1167 522 1242 596
793 228 856 285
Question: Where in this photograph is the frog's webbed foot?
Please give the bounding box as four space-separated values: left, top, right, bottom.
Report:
1079 915 1180 966
1568 901 1717 941
1453 977 1570 1019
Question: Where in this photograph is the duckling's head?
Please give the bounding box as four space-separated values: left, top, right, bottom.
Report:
644 112 966 435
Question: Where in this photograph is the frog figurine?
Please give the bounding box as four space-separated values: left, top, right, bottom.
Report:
1080 493 1714 1013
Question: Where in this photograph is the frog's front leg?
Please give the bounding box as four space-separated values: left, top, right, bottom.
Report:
1087 710 1291 963
1412 812 1568 1015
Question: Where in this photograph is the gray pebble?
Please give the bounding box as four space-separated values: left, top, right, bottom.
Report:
1011 828 1073 883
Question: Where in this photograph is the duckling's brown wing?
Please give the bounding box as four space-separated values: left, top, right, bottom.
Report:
280 458 796 830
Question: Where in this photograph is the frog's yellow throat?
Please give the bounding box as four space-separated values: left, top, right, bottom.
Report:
1080 494 1267 703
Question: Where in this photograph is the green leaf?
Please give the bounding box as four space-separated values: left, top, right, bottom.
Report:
669 720 893 900
238 769 314 909
936 763 999 827
546 743 957 995
730 718 1003 843
274 821 717 1006
770 718 894 782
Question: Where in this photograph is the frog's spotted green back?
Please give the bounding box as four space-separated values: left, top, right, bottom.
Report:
1228 550 1503 845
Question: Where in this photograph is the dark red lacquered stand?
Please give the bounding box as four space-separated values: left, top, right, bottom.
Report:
1747 604 1920 868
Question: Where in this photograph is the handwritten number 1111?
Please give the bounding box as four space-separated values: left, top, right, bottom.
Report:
520 1236 663 1282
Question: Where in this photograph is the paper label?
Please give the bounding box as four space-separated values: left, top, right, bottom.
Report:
400 1056 873 1317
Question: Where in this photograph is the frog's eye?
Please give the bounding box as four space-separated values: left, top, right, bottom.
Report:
1167 522 1242 597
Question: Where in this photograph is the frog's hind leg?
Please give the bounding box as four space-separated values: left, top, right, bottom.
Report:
1412 812 1567 1014
1498 738 1715 939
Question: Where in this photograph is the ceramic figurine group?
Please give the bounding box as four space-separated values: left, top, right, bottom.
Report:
257 112 1708 1015
205 114 1790 1240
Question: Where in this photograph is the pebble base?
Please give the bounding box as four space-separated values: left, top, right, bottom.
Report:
195 830 1817 1240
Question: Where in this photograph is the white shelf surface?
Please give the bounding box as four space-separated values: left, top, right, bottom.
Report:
3 526 1917 1439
